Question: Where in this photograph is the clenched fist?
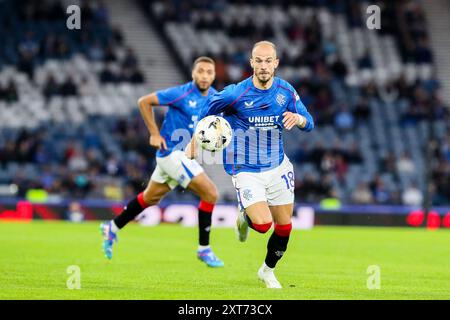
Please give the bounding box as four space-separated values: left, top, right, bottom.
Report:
282 112 306 130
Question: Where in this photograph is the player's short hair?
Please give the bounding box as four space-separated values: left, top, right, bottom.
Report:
252 41 277 57
192 56 215 69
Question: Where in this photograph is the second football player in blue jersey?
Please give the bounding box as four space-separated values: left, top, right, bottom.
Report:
100 57 224 268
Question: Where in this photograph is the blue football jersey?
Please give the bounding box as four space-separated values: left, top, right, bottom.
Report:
200 76 314 175
156 81 217 157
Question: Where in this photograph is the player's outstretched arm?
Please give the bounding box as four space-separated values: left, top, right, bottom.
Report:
137 93 167 150
198 84 237 119
188 85 236 159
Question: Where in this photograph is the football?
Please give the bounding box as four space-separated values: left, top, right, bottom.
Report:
194 115 232 151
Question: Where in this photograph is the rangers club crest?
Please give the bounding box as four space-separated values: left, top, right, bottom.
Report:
276 93 286 106
242 189 253 201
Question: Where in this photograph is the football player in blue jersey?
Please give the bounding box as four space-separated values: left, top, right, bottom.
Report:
188 41 314 287
100 57 224 268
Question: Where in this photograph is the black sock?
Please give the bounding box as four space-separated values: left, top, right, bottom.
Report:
265 232 290 268
113 197 145 229
198 209 212 246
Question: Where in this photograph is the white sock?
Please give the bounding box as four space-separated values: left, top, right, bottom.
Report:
110 220 119 233
198 245 210 251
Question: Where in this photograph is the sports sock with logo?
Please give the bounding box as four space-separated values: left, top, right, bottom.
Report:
265 223 292 268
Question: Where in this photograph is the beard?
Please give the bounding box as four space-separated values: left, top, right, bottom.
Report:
195 81 210 93
256 71 273 84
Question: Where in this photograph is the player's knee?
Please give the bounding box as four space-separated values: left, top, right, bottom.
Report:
252 220 273 234
142 190 161 206
203 185 219 204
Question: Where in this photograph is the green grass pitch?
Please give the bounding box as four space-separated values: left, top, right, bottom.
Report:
0 221 449 299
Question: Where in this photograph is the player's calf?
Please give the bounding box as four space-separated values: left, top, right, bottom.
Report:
198 200 215 246
113 180 170 231
191 176 219 248
196 200 224 268
187 173 223 267
188 174 219 241
113 192 151 230
265 223 292 268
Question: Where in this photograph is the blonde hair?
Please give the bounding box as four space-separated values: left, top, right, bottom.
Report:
252 41 277 57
